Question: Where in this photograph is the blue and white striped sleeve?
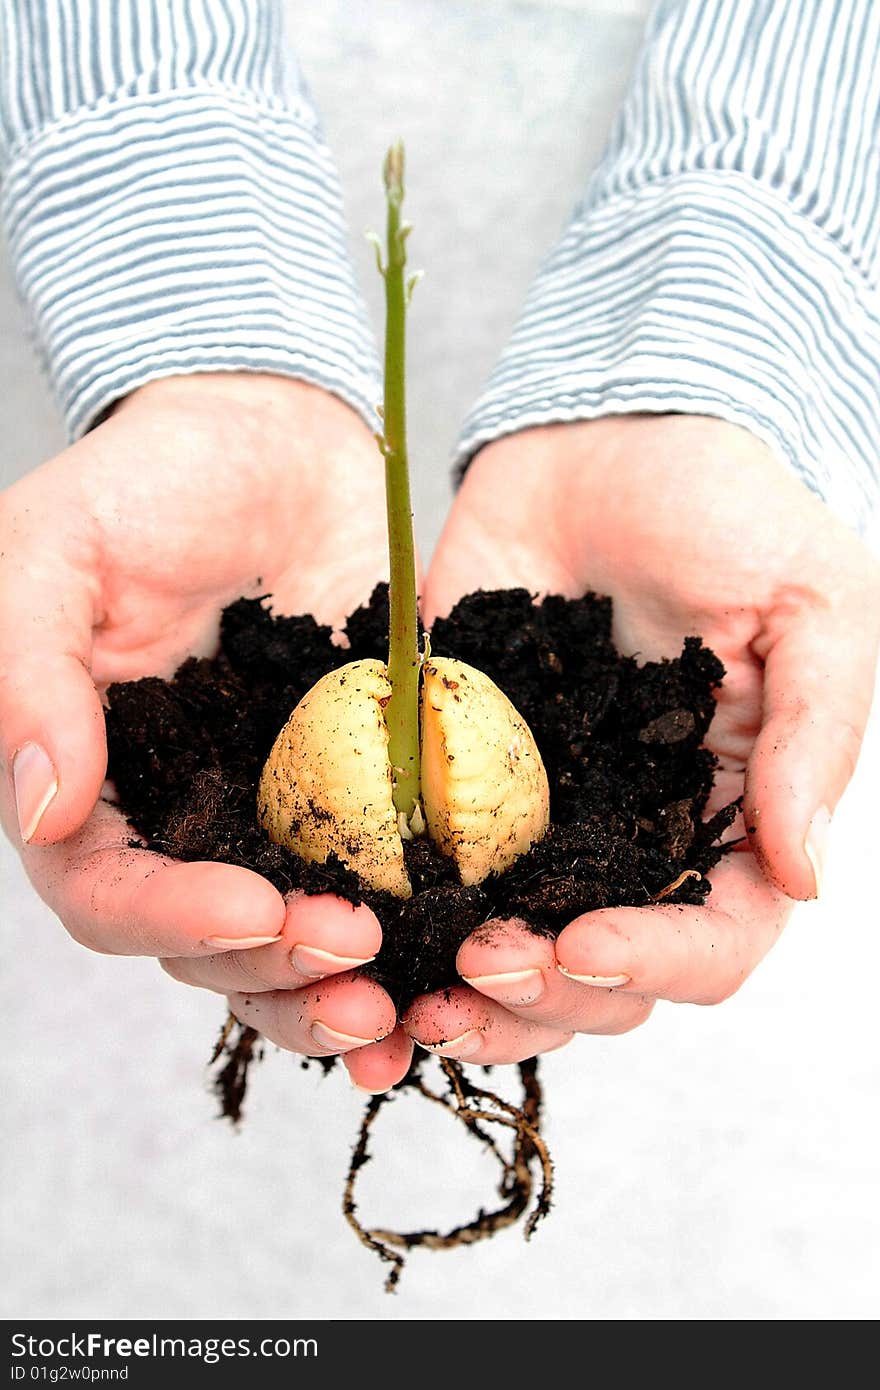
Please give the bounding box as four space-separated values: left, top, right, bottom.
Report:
0 0 381 440
455 0 880 534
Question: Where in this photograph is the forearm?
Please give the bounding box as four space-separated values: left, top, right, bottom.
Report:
0 0 381 438
456 0 880 534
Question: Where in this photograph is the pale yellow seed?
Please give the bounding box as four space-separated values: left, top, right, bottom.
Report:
258 655 550 898
420 657 550 886
257 658 411 898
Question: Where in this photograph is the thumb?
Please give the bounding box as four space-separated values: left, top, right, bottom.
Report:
745 597 880 900
0 520 106 847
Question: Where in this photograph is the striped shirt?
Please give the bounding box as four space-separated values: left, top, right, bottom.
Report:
1 1 879 533
0 0 382 436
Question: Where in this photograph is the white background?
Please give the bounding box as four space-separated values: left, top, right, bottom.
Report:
1 0 878 1321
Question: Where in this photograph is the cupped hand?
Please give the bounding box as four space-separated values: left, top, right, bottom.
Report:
408 414 880 1064
0 372 413 1090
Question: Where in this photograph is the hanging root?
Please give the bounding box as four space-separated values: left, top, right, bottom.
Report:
210 1012 263 1123
208 1017 554 1291
343 1055 553 1292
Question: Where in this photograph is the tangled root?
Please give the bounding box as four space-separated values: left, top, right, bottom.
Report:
343 1055 553 1292
210 1016 555 1292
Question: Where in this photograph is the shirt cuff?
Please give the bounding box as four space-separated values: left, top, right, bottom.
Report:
1 85 382 439
454 171 880 534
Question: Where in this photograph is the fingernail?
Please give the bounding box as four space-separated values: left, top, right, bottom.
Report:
311 1021 376 1052
557 967 631 988
461 967 545 1007
417 1028 483 1060
349 1076 391 1096
203 934 282 951
804 805 831 898
13 743 58 842
291 944 376 978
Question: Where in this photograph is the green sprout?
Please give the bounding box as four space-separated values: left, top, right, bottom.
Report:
372 142 423 830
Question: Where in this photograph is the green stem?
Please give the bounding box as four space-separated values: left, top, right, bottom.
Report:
380 142 421 822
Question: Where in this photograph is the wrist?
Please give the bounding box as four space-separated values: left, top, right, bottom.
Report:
462 414 825 564
113 371 377 451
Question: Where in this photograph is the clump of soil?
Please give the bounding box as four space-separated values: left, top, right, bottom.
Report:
104 584 736 1288
106 584 733 999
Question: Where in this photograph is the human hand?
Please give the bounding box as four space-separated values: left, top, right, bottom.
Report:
408 415 880 1063
0 373 412 1091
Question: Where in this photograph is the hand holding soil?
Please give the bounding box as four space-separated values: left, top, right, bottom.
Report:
3 137 879 1290
415 414 880 1060
0 371 422 1092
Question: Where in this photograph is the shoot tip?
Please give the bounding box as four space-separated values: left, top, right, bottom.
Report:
383 141 405 201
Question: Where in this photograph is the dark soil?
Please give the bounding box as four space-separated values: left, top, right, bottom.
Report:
103 582 736 1289
105 583 736 1011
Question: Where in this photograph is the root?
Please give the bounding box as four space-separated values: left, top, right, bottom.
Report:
343 1055 553 1292
208 1018 555 1291
652 868 702 901
209 1010 238 1065
210 1013 263 1124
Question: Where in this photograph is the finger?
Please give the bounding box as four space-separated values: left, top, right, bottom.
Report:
161 893 381 994
403 985 574 1065
344 1025 415 1093
21 796 285 956
229 974 397 1057
746 590 880 899
555 854 792 1005
457 918 654 1034
0 495 106 844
